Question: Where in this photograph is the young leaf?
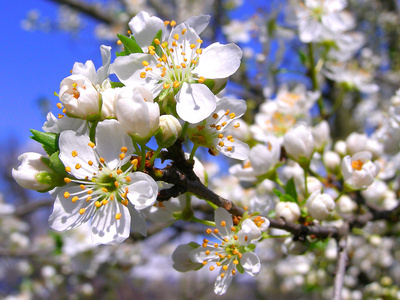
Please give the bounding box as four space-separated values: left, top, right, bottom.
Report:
117 34 144 55
30 130 59 156
285 178 298 203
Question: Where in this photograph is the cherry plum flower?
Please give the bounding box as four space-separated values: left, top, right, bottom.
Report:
49 119 158 245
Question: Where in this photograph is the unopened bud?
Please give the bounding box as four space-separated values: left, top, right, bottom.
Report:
156 115 182 148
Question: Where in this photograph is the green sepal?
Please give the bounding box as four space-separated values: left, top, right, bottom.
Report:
245 243 256 251
49 151 67 175
117 34 144 55
151 29 163 57
116 51 126 57
188 242 200 249
236 262 245 274
30 130 59 156
110 81 125 88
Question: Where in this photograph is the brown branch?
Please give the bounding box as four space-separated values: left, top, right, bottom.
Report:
47 0 115 25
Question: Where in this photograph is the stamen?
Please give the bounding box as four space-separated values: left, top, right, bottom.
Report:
115 213 122 220
79 208 86 215
64 178 71 183
64 191 70 198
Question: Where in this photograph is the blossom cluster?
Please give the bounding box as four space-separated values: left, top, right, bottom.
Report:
10 0 400 297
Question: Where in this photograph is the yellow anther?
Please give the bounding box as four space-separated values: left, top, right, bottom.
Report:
212 113 219 119
224 109 230 115
190 44 196 49
220 273 225 278
65 166 71 172
202 261 208 265
154 38 160 45
75 163 81 169
142 61 149 67
216 262 222 267
351 160 364 171
214 229 219 234
232 269 236 275
79 208 86 215
114 181 119 188
131 159 138 167
64 177 71 183
102 199 109 205
99 157 105 164
218 134 224 139
149 50 155 55
205 250 210 255
229 113 236 119
140 72 146 78
214 243 219 248
233 260 239 265
88 160 93 166
86 196 92 202
231 226 236 231
88 142 95 148
95 201 102 208
198 76 205 83
227 146 233 151
161 41 168 48
202 242 208 248
117 40 122 45
80 184 85 190
173 81 180 88
125 176 131 182
209 266 215 271
148 45 155 50
62 108 66 113
181 63 186 68
87 190 93 195
223 265 228 271
221 121 227 126
57 114 64 119
115 213 122 220
72 83 77 88
233 235 238 240
227 135 233 140
196 48 203 55
221 221 226 227
56 102 62 109
224 237 229 243
163 83 170 89
170 20 176 26
219 141 224 147
64 191 70 198
172 41 178 47
145 67 153 71
197 39 203 43
206 228 212 234
216 125 222 130
182 28 187 35
164 20 170 26
119 153 125 160
127 30 131 35
234 123 240 128
173 34 179 40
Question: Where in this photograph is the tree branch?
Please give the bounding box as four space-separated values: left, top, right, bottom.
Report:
332 223 349 300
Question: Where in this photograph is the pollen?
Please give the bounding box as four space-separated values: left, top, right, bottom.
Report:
114 181 119 188
219 141 224 147
119 153 125 160
86 196 92 202
140 72 146 78
234 123 240 128
221 221 226 227
212 113 219 119
79 208 86 215
198 76 205 83
173 33 179 40
88 142 95 148
173 81 180 88
64 178 71 183
229 113 236 119
142 60 149 67
223 265 228 271
214 229 219 234
202 261 208 265
351 160 364 171
64 191 70 198
87 190 93 195
80 184 85 190
227 146 233 151
205 250 210 255
65 166 71 172
170 20 176 26
231 226 236 231
209 266 215 271
196 48 202 55
117 40 122 45
56 102 62 109
88 160 93 166
101 187 108 193
163 83 170 89
154 38 160 45
75 163 81 169
206 228 212 234
182 28 187 35
220 273 225 278
115 213 122 220
99 157 105 164
164 20 170 26
58 114 64 119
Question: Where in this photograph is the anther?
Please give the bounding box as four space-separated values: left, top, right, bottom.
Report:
101 187 108 193
56 103 62 109
75 163 81 169
142 61 149 67
163 83 170 89
95 201 102 208
212 113 218 119
80 184 85 190
64 178 71 183
119 153 125 160
209 266 215 271
206 228 212 234
140 72 146 78
173 34 179 40
227 146 233 151
64 191 70 198
198 76 205 83
182 28 187 35
173 81 180 88
79 208 86 215
170 20 176 26
154 38 160 45
88 142 95 148
115 213 122 220
202 261 208 265
214 229 219 234
220 273 225 278
223 265 228 271
164 21 170 26
65 166 71 172
229 113 236 119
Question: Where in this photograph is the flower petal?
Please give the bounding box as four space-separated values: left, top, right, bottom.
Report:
193 42 242 79
176 83 216 123
217 138 250 160
126 172 158 210
173 244 203 272
91 200 130 245
189 246 219 263
49 185 95 231
214 207 233 238
129 206 147 236
95 119 134 169
97 45 112 83
184 15 211 34
214 261 234 295
241 252 261 276
59 130 97 180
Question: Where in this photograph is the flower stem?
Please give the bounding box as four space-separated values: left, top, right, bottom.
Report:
149 145 163 166
180 121 189 139
189 143 199 161
191 216 215 227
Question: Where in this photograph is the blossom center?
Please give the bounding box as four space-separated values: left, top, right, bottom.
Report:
351 159 364 171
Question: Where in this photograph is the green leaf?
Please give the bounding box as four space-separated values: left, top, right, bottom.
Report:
281 194 296 203
151 29 163 57
116 51 126 57
236 263 244 274
110 81 125 88
299 49 308 66
117 34 144 55
30 130 59 156
273 188 283 198
285 178 298 203
49 151 67 175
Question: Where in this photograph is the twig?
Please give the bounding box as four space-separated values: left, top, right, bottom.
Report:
13 198 54 217
332 222 349 300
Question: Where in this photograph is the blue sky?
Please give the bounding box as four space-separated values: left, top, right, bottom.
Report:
1 0 105 150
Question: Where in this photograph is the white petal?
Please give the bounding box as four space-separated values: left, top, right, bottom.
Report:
111 53 160 95
126 172 158 210
129 206 147 236
212 97 247 127
214 261 234 295
241 252 261 276
128 11 166 50
172 244 203 272
176 83 216 123
49 185 95 231
214 207 233 238
184 15 211 34
95 119 134 169
97 45 112 83
91 200 130 245
189 246 219 263
237 219 262 245
194 43 242 79
217 138 250 160
72 60 98 84
59 130 97 180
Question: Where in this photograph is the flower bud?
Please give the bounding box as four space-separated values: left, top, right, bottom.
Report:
283 125 315 162
116 86 160 141
336 195 357 214
155 115 182 148
59 75 100 120
12 152 54 192
275 202 301 223
334 140 347 156
312 120 330 152
346 133 367 155
323 150 341 172
306 191 335 220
